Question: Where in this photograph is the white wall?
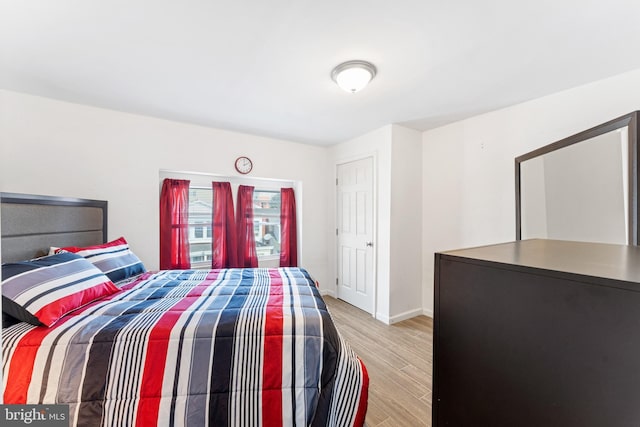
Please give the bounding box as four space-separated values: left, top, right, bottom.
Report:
389 125 423 319
422 68 640 313
0 90 331 290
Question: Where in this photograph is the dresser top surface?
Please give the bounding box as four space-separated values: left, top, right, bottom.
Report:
440 239 640 285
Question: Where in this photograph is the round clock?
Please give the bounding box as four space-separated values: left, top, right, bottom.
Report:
234 156 253 174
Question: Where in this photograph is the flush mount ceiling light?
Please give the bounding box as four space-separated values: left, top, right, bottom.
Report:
331 60 377 93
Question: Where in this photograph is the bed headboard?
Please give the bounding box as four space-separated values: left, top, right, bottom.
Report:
1 193 108 263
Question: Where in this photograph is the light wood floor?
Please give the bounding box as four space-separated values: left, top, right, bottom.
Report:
324 296 433 427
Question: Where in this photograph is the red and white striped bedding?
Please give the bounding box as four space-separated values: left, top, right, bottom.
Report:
2 267 368 426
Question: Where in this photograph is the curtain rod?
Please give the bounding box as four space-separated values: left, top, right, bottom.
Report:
190 185 279 192
159 169 295 185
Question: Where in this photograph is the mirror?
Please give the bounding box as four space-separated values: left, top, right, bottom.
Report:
516 112 639 245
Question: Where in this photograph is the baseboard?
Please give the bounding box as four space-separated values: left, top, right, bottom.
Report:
376 307 429 324
332 299 432 322
388 308 424 324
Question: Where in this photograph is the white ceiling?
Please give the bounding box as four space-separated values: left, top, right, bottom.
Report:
3 1 640 145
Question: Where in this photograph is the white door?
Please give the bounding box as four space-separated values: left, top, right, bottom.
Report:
336 157 374 314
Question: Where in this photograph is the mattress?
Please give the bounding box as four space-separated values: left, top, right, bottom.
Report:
2 267 368 426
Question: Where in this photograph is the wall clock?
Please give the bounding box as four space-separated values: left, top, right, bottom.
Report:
234 156 253 174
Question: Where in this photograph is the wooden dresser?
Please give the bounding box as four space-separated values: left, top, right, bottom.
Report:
433 239 640 427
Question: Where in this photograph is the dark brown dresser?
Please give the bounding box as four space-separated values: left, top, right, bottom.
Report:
433 239 640 427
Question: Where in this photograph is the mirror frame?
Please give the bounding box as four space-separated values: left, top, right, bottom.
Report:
516 111 640 245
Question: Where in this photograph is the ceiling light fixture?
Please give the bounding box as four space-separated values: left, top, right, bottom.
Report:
331 60 377 93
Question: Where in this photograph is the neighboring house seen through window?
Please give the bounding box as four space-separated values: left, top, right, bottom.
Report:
254 190 281 259
189 187 213 266
187 185 282 268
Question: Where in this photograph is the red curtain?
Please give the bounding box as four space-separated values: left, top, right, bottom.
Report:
212 182 238 268
236 185 258 268
159 178 191 269
280 188 298 267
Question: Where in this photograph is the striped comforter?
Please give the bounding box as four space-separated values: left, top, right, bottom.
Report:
2 267 369 426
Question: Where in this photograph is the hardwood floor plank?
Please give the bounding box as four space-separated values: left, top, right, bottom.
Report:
364 398 391 426
401 363 432 391
325 296 433 427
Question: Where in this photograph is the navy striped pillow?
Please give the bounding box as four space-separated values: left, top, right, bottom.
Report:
1 252 119 327
57 237 146 282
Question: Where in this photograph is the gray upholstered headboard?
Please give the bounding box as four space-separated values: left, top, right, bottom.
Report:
1 193 108 263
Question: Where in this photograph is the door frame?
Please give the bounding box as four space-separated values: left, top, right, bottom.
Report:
334 152 378 318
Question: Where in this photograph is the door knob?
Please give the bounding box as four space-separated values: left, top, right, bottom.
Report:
366 241 373 247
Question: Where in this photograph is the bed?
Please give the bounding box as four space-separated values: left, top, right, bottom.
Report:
1 193 368 426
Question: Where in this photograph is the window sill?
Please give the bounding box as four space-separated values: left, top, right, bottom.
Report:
259 255 280 262
188 258 280 270
190 262 212 270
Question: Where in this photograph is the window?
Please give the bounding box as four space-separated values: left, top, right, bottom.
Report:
188 187 213 267
253 190 281 258
185 185 282 267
